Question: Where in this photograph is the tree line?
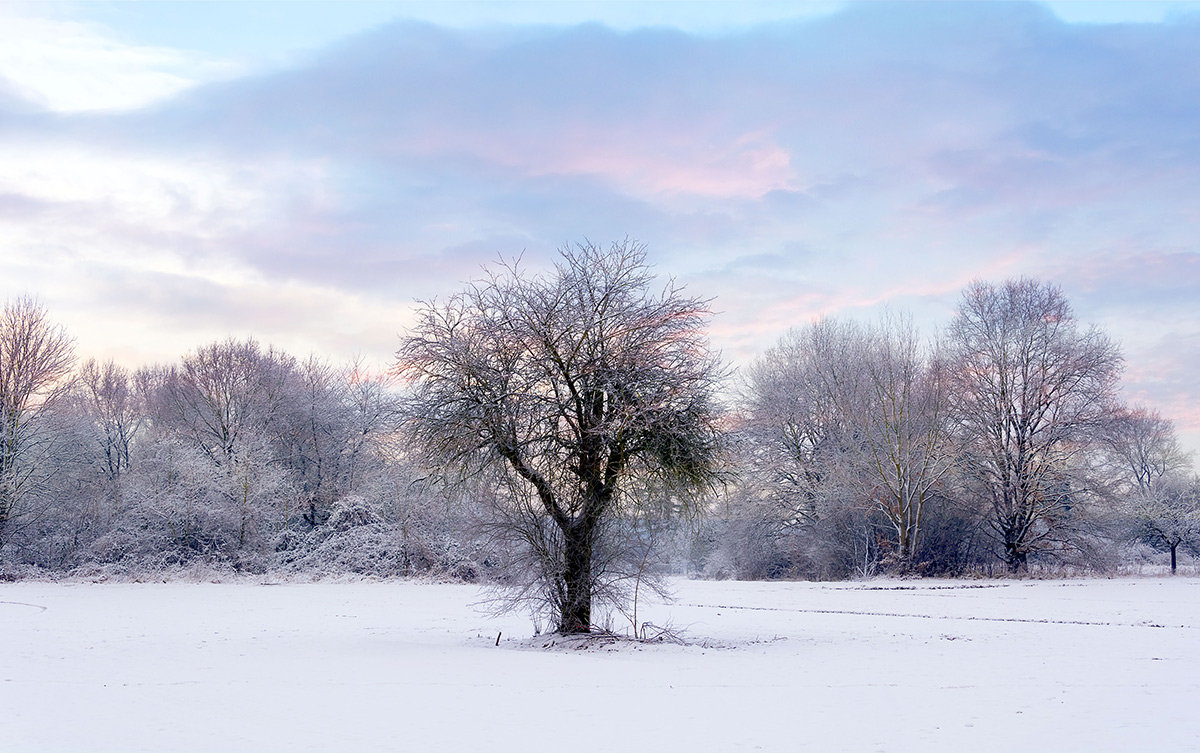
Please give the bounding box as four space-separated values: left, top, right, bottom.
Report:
0 302 472 578
732 279 1197 580
2 241 1197 633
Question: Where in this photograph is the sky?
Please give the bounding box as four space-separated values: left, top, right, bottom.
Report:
0 0 1198 458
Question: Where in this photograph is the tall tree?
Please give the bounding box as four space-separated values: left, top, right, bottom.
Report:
0 296 76 544
275 357 402 525
396 240 724 633
745 317 954 570
743 321 844 530
947 279 1123 572
847 317 956 567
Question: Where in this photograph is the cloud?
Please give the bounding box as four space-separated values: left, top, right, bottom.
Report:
0 7 238 112
2 2 1199 451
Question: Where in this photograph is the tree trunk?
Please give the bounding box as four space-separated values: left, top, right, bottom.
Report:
560 520 593 634
1170 543 1178 575
896 525 912 568
1004 541 1026 574
0 460 11 545
0 468 12 545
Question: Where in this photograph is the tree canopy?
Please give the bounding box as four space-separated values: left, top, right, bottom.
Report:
395 240 725 632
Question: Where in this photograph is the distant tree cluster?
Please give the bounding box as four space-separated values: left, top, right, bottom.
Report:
2 243 1197 633
0 297 475 579
719 278 1198 580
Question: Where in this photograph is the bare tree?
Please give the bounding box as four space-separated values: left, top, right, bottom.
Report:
396 240 724 633
275 356 354 524
1103 407 1198 573
846 317 956 568
339 361 404 495
1132 473 1200 573
138 339 305 558
743 316 955 571
0 297 75 544
947 279 1123 572
77 359 144 485
743 322 842 529
1103 406 1190 496
148 338 297 468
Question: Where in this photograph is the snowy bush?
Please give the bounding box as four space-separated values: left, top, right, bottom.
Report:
272 493 481 580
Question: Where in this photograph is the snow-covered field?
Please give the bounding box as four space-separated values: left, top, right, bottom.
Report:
4 577 1197 752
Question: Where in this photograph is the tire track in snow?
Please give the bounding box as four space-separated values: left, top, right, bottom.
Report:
0 601 48 612
679 602 1199 629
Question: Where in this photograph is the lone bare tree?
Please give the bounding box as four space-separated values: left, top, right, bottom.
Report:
396 240 724 633
0 297 76 544
947 279 1123 572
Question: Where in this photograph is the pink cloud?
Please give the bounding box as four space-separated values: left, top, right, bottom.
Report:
398 118 798 200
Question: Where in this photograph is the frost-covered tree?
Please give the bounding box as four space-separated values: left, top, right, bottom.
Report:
276 357 349 519
743 322 843 530
115 435 226 564
149 338 297 468
1132 474 1200 573
836 318 955 567
20 362 146 567
126 340 305 564
1103 407 1198 573
947 279 1123 572
1104 407 1190 496
270 357 403 529
743 317 956 571
397 240 724 633
0 297 75 547
76 359 144 485
68 359 147 543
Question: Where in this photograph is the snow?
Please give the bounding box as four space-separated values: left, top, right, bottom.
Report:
3 577 1198 752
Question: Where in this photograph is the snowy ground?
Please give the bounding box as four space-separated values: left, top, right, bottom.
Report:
3 577 1198 752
